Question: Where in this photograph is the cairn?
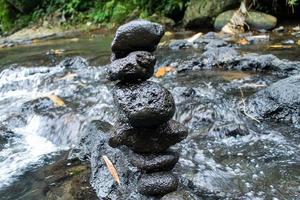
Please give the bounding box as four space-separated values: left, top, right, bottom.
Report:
106 20 188 196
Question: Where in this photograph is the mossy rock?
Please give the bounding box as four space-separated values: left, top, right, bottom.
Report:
183 0 240 29
214 10 277 30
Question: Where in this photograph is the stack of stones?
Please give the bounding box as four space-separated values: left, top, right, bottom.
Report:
106 20 188 197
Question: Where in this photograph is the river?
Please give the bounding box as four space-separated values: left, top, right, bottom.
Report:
0 31 299 199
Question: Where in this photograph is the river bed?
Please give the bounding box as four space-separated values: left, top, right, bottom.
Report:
0 31 299 199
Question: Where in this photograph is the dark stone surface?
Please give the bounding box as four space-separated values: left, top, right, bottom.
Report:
109 120 188 153
246 75 300 125
111 20 164 59
113 81 175 128
70 120 142 199
106 51 156 82
138 172 178 196
129 151 179 172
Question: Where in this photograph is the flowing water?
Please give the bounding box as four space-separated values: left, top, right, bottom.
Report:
0 32 299 199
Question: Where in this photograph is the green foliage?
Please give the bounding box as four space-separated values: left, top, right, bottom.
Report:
0 0 14 32
0 0 299 33
288 0 299 6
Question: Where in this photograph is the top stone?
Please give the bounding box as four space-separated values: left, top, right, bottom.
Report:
111 20 165 59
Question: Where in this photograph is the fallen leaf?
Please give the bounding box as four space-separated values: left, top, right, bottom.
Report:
46 49 65 56
102 155 120 185
47 94 66 107
221 71 250 81
32 39 40 43
237 38 249 45
186 32 203 43
269 44 293 49
164 31 173 37
297 40 300 45
59 72 77 81
155 66 176 78
158 41 167 47
70 38 79 42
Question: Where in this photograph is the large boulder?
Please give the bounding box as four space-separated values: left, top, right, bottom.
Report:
183 0 240 29
70 120 142 199
214 10 277 30
246 75 300 125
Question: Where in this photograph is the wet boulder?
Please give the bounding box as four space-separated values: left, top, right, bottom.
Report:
106 51 156 82
129 151 179 172
113 81 175 128
111 20 164 59
138 172 178 196
246 75 300 125
109 120 188 153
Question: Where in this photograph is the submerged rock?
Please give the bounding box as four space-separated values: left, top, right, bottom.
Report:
129 151 179 172
113 81 175 128
111 20 164 59
106 51 156 82
138 172 178 196
109 120 188 153
246 75 300 125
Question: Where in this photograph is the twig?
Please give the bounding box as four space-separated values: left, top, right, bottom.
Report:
239 88 261 123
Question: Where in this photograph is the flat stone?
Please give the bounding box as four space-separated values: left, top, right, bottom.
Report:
113 81 175 128
129 151 179 172
138 172 178 196
109 120 188 153
111 20 164 59
106 51 156 82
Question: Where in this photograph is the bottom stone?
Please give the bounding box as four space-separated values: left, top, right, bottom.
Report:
138 172 178 196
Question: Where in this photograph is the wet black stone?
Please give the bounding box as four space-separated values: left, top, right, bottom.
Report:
113 81 175 128
111 20 164 59
70 120 143 199
106 51 156 82
129 151 179 172
109 120 188 153
138 172 178 196
246 74 300 125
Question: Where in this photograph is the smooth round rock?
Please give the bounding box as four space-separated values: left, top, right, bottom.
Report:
111 20 164 59
109 120 188 153
138 172 178 196
106 51 156 82
113 81 175 128
129 151 179 172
